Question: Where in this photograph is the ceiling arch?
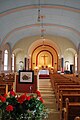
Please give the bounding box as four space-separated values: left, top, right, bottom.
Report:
0 0 80 50
0 23 80 49
28 38 59 56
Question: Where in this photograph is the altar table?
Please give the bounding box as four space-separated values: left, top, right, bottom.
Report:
39 70 49 75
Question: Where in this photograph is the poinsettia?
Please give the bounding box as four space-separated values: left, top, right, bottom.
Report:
0 90 49 120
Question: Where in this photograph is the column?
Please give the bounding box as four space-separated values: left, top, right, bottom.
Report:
28 58 29 70
24 57 27 70
0 50 2 71
61 57 64 73
14 55 16 72
58 58 61 71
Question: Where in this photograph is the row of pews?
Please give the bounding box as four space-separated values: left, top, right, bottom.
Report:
50 73 80 120
0 72 15 95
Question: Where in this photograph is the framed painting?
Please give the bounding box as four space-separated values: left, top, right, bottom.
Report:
19 70 34 84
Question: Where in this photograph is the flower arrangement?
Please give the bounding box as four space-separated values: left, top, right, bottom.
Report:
0 90 49 120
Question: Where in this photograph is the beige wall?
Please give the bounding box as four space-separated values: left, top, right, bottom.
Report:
12 35 77 72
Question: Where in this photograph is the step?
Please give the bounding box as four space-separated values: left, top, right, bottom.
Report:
45 112 60 120
39 78 60 120
40 91 54 94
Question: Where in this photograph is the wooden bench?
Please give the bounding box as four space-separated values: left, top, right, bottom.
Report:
57 88 80 109
55 85 80 104
57 85 80 99
54 83 78 98
59 93 80 120
63 98 80 120
0 85 6 95
0 81 14 94
74 117 80 120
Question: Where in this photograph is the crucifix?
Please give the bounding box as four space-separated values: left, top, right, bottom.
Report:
41 55 48 65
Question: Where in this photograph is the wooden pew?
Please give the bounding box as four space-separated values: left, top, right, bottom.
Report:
57 88 80 110
55 84 80 104
50 73 80 120
5 73 15 82
63 98 80 120
57 85 80 99
0 73 15 94
74 117 80 120
59 93 80 120
54 83 78 99
50 73 77 95
0 81 13 94
0 85 6 95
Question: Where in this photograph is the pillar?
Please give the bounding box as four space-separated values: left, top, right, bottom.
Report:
61 57 64 73
28 58 29 70
14 55 16 72
0 50 2 71
24 57 27 70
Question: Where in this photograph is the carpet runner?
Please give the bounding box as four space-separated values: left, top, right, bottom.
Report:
39 79 60 120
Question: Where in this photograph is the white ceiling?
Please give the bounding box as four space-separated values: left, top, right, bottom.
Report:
0 0 80 49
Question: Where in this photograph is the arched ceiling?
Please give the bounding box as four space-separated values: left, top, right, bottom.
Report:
0 0 80 49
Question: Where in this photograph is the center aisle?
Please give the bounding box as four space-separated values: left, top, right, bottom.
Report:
39 79 60 120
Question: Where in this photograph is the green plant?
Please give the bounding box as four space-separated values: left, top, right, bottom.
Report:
0 90 49 120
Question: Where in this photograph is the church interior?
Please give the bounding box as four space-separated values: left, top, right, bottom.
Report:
0 0 80 120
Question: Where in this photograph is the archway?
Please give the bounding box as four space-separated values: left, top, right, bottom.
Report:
36 50 53 69
31 44 58 71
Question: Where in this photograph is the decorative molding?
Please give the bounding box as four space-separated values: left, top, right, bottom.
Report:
0 5 80 17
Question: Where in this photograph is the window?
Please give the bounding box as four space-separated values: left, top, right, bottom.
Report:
12 54 14 71
75 54 77 73
4 50 8 70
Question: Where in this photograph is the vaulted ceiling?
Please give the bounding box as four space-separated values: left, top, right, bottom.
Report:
0 0 80 50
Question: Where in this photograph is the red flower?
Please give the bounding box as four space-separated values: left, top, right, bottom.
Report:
3 93 7 97
0 96 6 102
18 98 23 104
36 90 41 97
39 97 44 103
6 105 13 112
10 91 16 96
18 94 26 104
26 96 31 101
0 95 2 99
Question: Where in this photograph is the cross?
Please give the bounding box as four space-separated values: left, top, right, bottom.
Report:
41 55 48 65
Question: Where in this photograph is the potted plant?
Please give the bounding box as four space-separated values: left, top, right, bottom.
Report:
0 90 49 120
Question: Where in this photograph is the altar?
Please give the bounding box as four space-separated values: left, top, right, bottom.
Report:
39 70 49 75
38 70 50 79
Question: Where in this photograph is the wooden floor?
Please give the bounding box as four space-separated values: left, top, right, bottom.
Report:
39 79 60 120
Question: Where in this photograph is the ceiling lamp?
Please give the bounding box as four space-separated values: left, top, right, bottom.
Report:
37 0 41 22
37 0 46 46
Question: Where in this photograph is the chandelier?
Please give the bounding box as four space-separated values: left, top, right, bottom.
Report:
37 0 46 46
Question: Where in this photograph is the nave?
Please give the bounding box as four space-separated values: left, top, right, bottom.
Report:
39 79 60 120
0 73 80 120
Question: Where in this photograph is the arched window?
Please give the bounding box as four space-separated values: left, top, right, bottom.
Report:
75 54 77 73
4 50 8 70
12 54 14 71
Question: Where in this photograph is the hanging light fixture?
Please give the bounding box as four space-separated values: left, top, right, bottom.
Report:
37 0 41 22
41 29 46 47
37 0 46 46
40 15 46 38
